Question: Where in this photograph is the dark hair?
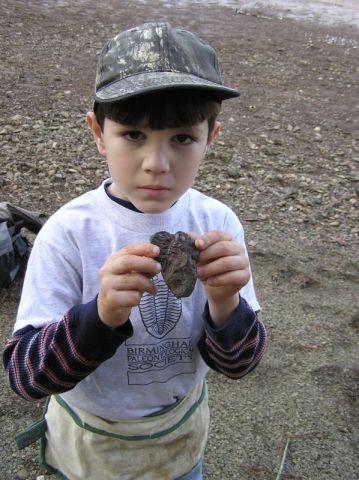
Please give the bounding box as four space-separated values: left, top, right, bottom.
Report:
94 90 221 136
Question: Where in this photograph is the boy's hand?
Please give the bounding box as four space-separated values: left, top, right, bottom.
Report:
194 231 251 326
97 244 161 329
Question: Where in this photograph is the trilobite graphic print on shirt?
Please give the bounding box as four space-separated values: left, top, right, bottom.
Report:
139 275 182 339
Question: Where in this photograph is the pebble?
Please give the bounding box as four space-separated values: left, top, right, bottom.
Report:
16 468 28 480
227 166 241 178
10 114 23 122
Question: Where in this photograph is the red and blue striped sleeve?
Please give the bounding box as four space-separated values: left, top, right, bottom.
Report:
3 297 132 400
198 296 267 378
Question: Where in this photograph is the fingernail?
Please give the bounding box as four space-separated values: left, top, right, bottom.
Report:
156 262 161 271
196 239 205 248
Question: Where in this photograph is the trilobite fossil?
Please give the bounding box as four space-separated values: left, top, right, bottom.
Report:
150 231 200 298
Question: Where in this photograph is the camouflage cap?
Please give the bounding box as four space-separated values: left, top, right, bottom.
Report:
94 22 239 102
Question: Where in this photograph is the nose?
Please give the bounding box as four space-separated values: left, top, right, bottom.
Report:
142 143 170 174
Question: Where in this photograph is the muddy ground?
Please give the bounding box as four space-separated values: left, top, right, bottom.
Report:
0 1 358 479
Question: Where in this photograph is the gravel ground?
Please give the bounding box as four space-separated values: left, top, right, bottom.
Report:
0 1 358 479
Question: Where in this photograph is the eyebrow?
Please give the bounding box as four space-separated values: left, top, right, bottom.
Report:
174 123 206 133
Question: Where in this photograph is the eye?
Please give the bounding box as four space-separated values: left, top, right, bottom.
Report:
173 134 194 145
124 131 144 141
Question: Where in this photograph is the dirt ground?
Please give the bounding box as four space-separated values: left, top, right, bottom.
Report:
0 1 358 479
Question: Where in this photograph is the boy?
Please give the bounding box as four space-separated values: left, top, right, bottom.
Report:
3 22 266 480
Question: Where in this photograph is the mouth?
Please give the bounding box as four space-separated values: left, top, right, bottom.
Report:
137 185 171 199
139 185 170 191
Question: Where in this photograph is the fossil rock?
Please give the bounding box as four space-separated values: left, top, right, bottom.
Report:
150 231 200 298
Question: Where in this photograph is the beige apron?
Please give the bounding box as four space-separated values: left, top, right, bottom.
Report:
40 381 209 480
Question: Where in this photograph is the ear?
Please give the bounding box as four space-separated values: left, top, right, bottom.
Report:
86 112 106 156
207 121 221 146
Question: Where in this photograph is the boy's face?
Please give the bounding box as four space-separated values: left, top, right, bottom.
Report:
87 113 220 214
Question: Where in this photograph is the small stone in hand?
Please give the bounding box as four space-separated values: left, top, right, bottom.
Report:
150 231 200 298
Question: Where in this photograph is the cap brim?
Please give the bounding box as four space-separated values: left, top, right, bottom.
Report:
95 71 239 102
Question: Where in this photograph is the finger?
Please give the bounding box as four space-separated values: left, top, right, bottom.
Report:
195 230 233 250
100 288 144 309
198 240 245 265
105 272 158 295
197 255 248 281
113 243 160 260
103 254 161 277
204 268 250 288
